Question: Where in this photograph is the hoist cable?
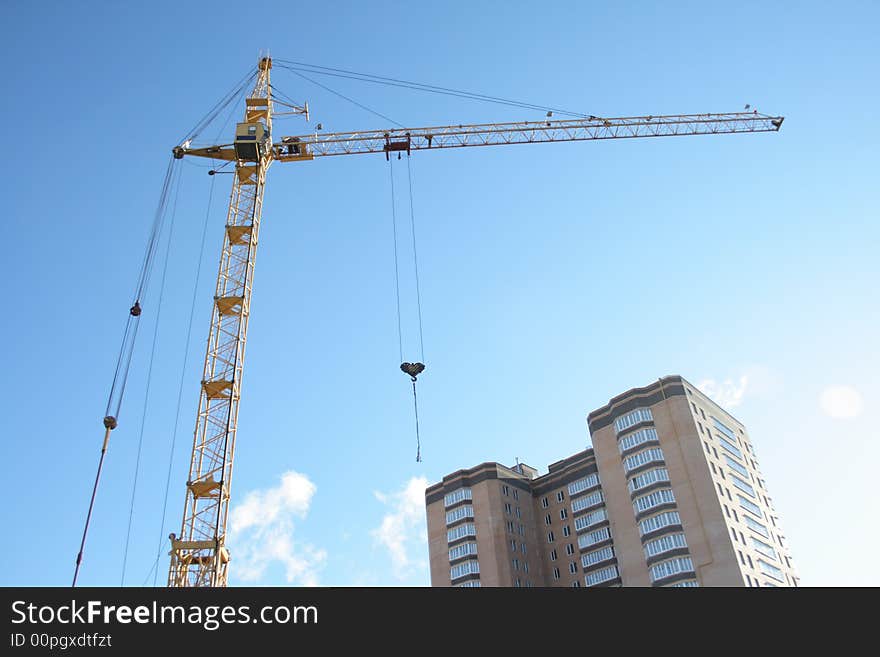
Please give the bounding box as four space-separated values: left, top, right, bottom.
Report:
406 156 425 363
121 163 183 586
412 380 422 463
282 67 404 127
388 158 404 363
150 169 217 586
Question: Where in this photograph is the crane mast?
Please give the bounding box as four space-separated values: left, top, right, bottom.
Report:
170 56 784 587
167 57 273 588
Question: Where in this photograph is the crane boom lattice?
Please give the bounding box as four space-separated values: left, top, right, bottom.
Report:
167 57 273 588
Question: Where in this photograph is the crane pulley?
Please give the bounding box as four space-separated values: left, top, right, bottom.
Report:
156 56 784 587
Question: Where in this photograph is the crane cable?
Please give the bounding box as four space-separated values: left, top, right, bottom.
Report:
390 156 427 462
121 164 183 586
73 156 180 587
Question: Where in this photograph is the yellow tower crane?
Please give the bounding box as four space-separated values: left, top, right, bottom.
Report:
166 56 784 587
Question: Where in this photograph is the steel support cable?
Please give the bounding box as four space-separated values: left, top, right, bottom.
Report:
147 169 217 586
285 67 404 128
406 156 425 363
122 163 183 586
180 69 257 145
388 158 404 363
274 60 589 118
74 158 180 587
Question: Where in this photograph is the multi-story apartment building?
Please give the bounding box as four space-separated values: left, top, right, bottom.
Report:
425 375 798 587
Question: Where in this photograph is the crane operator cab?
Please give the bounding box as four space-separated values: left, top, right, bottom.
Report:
234 122 271 161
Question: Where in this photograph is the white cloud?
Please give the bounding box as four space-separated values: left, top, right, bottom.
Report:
820 385 864 419
697 375 749 409
371 476 429 581
228 471 326 585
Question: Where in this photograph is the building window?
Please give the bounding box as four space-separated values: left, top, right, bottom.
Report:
668 580 699 587
553 567 561 580
521 543 527 554
632 488 676 515
444 487 472 507
718 435 744 460
560 508 568 520
643 532 688 559
710 462 717 474
548 531 555 543
691 402 698 414
704 442 711 455
448 542 478 561
510 539 517 551
512 558 519 571
698 422 704 434
450 559 480 580
737 493 763 518
545 514 551 525
744 515 768 537
747 555 754 569
618 427 659 453
582 546 614 568
574 508 608 532
638 511 681 537
628 468 670 494
585 565 619 586
550 549 558 561
622 447 665 474
724 454 751 478
446 505 475 525
557 491 565 503
578 526 612 549
732 509 739 522
732 527 739 543
650 556 695 582
541 497 549 508
502 484 510 496
758 559 785 582
730 475 756 498
512 489 519 501
700 408 706 420
572 490 604 511
711 416 737 440
751 537 778 560
738 550 746 565
563 525 571 537
569 562 578 574
712 447 719 459
566 543 575 556
568 474 600 496
504 503 512 514
515 507 521 519
572 581 581 588
447 523 477 542
514 578 521 588
723 504 730 518
614 407 653 433
506 521 515 533
518 524 525 536
457 580 481 588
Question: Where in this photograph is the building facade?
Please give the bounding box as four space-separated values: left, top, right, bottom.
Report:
425 375 798 587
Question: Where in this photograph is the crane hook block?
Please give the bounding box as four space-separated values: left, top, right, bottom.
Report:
130 301 142 317
401 362 425 381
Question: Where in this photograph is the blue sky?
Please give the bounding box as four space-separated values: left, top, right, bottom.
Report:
1 0 877 587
